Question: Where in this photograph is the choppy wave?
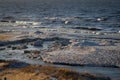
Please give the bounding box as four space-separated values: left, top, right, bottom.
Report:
0 0 120 32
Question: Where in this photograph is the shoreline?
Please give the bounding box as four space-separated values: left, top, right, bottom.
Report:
0 60 111 80
0 33 120 68
0 23 120 80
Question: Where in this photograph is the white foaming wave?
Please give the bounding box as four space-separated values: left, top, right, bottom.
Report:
15 21 42 25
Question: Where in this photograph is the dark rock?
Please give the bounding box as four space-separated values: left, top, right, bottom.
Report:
51 37 60 41
46 37 71 46
0 48 6 50
9 53 13 56
33 40 43 47
24 50 31 54
12 46 17 50
30 42 34 45
34 31 43 34
43 38 53 41
55 40 70 46
16 38 39 43
7 45 12 48
0 20 9 22
21 45 28 49
0 38 41 46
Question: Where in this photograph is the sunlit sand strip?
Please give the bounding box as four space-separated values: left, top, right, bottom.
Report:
0 34 15 41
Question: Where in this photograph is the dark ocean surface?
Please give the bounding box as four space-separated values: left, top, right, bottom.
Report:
0 0 120 31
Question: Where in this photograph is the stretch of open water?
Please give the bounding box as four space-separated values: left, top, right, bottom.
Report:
0 0 120 32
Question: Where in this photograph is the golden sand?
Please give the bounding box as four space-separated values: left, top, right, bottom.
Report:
0 34 15 41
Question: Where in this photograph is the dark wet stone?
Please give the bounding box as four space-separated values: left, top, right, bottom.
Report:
0 48 6 50
34 31 43 34
24 50 31 53
12 46 17 50
7 45 12 48
21 45 28 49
33 40 43 47
30 42 34 45
44 37 59 41
54 38 70 46
43 38 53 41
0 38 41 46
0 20 9 22
43 37 70 43
8 53 13 56
51 37 60 41
17 38 34 43
16 38 38 44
